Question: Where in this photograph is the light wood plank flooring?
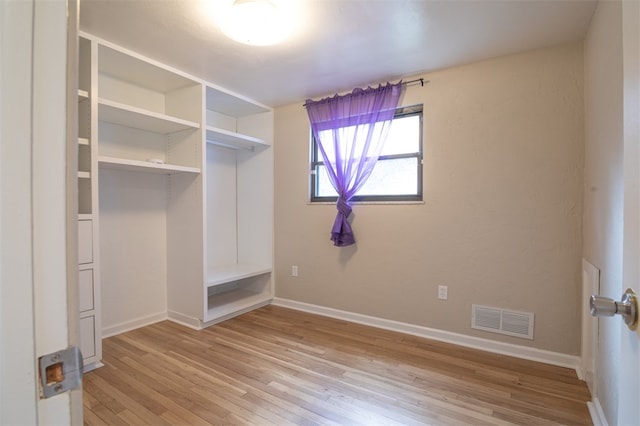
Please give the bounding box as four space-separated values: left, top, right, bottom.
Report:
83 305 592 425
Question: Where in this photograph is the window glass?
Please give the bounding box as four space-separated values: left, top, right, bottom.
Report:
379 114 421 156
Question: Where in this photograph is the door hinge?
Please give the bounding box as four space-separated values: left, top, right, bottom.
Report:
38 346 83 398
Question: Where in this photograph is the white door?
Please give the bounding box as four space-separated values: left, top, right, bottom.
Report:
0 0 81 424
619 1 640 424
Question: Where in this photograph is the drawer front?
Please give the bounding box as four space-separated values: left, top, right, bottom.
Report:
78 219 93 264
79 268 94 312
80 316 96 359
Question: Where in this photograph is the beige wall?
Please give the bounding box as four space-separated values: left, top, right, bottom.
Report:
274 43 584 355
583 0 624 423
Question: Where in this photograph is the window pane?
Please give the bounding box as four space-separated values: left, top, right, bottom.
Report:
317 121 387 162
357 157 418 196
316 157 419 198
316 165 338 197
380 114 420 156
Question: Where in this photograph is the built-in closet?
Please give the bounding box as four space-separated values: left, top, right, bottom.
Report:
77 33 274 370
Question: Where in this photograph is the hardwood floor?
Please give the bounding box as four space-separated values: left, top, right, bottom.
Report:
83 305 592 425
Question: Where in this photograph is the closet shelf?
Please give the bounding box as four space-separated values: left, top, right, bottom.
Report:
78 89 89 100
207 264 272 288
206 126 270 151
78 171 91 179
78 137 90 146
98 156 200 175
205 291 271 323
98 98 200 134
206 86 271 117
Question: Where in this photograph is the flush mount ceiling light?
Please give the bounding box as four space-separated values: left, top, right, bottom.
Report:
220 0 293 46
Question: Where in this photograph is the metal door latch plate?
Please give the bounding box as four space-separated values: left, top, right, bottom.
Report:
39 346 83 398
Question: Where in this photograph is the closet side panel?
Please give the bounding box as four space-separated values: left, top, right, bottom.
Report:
166 172 204 322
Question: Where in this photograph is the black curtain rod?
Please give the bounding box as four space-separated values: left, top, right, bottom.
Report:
403 77 428 87
303 78 428 107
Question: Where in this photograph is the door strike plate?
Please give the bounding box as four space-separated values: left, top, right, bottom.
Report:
39 346 83 398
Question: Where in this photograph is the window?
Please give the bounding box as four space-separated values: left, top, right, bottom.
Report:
310 104 423 202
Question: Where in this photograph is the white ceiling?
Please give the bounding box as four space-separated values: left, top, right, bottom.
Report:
80 0 598 108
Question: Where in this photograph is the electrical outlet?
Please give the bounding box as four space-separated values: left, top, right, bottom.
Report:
438 285 448 300
291 265 298 277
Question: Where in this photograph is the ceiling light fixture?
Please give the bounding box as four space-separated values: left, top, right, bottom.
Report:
220 0 292 46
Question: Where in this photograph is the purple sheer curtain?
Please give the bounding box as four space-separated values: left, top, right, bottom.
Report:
305 82 404 246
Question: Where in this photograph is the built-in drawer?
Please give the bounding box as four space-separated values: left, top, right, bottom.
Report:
80 316 95 359
79 268 94 312
78 219 93 264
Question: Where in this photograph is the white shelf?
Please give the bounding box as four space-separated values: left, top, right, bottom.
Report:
78 171 91 179
207 264 272 288
98 98 200 134
99 43 197 94
78 89 89 100
206 126 270 151
206 85 270 117
78 213 93 220
205 290 271 322
98 156 200 175
78 137 90 146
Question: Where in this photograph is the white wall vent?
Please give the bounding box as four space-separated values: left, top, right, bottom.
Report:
472 304 534 340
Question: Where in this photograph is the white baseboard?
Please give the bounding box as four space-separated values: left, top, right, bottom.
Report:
82 361 104 373
588 398 609 426
101 311 168 338
167 310 203 330
272 298 581 372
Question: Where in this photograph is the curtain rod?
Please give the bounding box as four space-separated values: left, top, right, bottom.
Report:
403 78 428 87
303 78 429 107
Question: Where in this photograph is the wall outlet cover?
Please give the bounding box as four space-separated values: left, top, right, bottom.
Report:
438 285 448 300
